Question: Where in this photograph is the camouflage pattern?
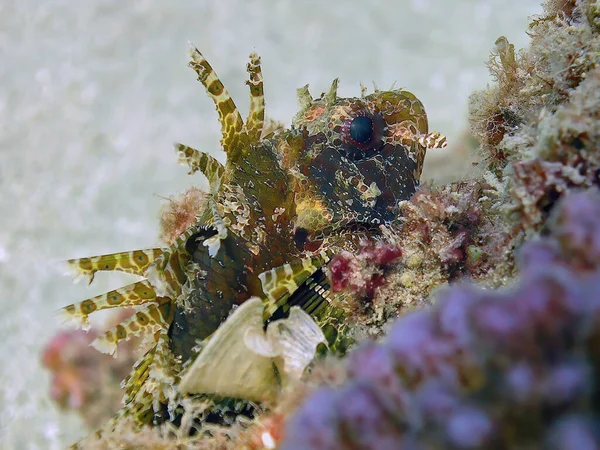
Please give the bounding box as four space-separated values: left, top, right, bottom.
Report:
60 47 447 435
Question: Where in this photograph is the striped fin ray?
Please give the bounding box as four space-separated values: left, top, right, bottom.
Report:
281 268 331 318
66 248 163 284
69 333 166 447
91 298 173 357
325 78 340 105
174 143 224 189
262 261 353 355
85 336 161 441
121 332 176 425
60 280 159 330
297 84 313 110
188 45 245 159
152 225 197 270
121 338 158 405
418 130 448 149
281 268 353 355
259 251 332 321
244 52 265 142
70 332 175 444
91 388 156 443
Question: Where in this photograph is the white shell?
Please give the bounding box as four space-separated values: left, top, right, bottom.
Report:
179 297 326 402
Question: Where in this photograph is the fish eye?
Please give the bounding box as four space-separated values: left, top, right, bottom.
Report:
349 116 374 144
339 111 385 161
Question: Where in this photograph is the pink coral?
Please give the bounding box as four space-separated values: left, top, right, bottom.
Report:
42 329 93 409
328 242 402 300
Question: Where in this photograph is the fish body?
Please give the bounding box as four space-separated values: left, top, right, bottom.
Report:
61 47 447 432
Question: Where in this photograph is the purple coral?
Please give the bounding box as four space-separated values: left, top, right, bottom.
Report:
281 189 600 449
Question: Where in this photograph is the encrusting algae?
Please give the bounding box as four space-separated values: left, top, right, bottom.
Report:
45 0 600 448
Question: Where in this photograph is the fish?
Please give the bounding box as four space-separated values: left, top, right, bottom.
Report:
60 46 447 438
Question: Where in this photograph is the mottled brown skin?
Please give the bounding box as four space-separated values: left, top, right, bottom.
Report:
169 87 434 363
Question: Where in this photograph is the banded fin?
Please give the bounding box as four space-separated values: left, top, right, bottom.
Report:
91 298 173 357
278 267 331 318
174 143 224 189
260 252 353 355
259 252 331 320
188 45 245 159
70 334 166 448
360 82 368 98
60 280 159 330
122 339 157 404
87 389 156 445
419 131 448 149
66 248 162 284
122 332 177 424
244 52 265 142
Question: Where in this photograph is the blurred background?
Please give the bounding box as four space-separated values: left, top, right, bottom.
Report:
0 1 541 448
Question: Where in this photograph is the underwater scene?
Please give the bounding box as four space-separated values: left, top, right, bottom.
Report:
5 0 600 448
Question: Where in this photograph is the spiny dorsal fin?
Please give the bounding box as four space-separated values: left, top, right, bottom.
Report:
66 248 162 284
244 52 265 143
60 280 159 330
188 45 245 159
324 78 339 105
359 82 368 98
174 143 225 189
297 84 313 110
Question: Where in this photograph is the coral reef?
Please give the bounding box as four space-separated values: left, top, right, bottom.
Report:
326 180 515 340
328 0 600 340
470 0 600 231
281 188 600 449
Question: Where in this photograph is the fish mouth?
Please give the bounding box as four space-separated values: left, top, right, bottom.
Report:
293 220 384 252
335 220 383 234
